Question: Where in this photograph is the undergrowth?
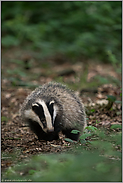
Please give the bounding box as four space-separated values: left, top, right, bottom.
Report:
2 126 122 182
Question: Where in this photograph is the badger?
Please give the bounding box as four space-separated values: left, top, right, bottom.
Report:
19 82 87 141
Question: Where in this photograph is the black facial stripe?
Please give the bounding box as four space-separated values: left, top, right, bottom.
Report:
47 102 54 125
32 103 46 128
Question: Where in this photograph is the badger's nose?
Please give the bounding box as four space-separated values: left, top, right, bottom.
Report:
47 127 54 133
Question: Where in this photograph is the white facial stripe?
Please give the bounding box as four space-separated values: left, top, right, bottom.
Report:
32 103 39 107
37 99 54 131
24 109 44 129
49 100 55 105
53 104 58 124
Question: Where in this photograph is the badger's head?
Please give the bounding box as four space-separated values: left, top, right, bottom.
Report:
24 99 58 133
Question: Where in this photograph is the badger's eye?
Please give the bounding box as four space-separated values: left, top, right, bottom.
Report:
41 118 45 122
41 119 47 128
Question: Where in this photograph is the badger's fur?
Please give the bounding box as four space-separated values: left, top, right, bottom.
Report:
19 82 87 141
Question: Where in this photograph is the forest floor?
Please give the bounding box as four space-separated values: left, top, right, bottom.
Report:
1 47 122 173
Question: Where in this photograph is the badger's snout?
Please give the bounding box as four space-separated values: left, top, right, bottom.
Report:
47 127 54 133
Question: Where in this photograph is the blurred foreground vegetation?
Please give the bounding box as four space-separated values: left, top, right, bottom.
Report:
2 127 122 182
2 1 122 63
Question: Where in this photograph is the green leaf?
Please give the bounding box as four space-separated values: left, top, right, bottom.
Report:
64 138 74 143
107 95 116 102
96 120 100 124
85 126 97 132
1 116 8 122
115 100 122 104
71 130 80 134
29 169 37 175
110 124 122 129
79 133 92 140
90 109 95 113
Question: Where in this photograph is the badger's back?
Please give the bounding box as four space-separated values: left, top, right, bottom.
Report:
20 82 86 141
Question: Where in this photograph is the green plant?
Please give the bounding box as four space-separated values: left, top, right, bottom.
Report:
106 95 116 110
2 130 121 182
2 1 122 63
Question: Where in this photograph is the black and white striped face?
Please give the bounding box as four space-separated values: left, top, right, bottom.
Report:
24 99 58 133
